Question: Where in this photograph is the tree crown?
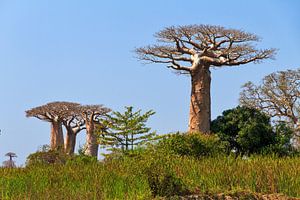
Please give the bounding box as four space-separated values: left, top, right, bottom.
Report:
26 101 80 122
97 106 156 151
240 68 300 135
136 24 276 74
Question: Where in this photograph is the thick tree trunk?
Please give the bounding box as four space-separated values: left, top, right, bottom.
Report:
50 121 64 150
85 122 98 157
188 65 211 133
65 129 76 155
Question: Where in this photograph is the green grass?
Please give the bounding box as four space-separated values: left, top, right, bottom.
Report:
1 154 300 199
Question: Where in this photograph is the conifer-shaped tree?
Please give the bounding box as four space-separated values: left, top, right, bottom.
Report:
98 106 156 152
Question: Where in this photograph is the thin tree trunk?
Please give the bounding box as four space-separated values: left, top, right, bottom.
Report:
85 122 98 157
188 65 211 133
65 129 76 155
50 121 64 150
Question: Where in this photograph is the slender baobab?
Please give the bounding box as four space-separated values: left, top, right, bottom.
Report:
61 105 85 155
26 102 79 150
136 24 275 133
78 105 111 157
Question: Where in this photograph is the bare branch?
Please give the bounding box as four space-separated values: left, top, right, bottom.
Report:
240 68 300 135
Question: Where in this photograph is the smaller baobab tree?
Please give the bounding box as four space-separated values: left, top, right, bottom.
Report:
240 68 300 139
26 101 80 150
136 24 275 133
3 152 17 168
78 105 111 157
61 103 86 155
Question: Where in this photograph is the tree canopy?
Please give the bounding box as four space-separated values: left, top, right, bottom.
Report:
98 106 156 152
211 106 275 155
136 24 276 74
240 68 300 137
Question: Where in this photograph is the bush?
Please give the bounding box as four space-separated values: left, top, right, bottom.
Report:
26 150 70 166
211 106 275 156
155 132 227 158
145 160 189 197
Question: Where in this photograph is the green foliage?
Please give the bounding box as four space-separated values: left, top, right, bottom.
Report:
261 122 296 156
97 106 156 152
156 132 227 158
66 155 98 165
26 149 70 166
26 145 98 167
211 106 276 156
145 158 189 197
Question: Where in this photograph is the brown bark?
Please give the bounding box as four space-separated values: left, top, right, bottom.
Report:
50 121 64 150
65 129 76 155
85 122 98 157
188 65 211 133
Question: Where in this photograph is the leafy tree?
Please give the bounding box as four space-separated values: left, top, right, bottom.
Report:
274 122 294 148
211 106 275 156
262 122 295 156
98 106 156 152
240 68 300 139
136 24 275 133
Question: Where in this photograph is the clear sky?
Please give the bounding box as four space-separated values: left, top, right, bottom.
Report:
0 0 299 165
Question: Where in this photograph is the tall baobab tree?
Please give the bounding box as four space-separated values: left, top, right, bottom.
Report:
26 101 80 150
136 24 275 133
78 105 111 157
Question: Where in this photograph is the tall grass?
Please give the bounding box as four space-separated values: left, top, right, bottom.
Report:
1 154 300 199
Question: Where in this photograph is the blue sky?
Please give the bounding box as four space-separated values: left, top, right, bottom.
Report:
0 0 299 165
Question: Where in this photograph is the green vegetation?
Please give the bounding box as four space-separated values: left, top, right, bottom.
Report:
211 106 294 156
98 106 156 152
1 133 300 199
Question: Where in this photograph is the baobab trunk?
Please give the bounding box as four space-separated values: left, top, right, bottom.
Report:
65 130 76 155
85 122 98 157
50 121 64 150
188 65 211 133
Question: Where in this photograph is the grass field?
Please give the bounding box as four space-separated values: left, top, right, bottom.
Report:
1 153 300 200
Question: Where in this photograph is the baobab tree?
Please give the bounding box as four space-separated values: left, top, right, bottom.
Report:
3 152 17 168
136 24 275 133
26 101 80 150
78 105 111 157
240 68 300 137
61 104 86 155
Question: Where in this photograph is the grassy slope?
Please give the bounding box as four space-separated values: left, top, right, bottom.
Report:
0 155 300 200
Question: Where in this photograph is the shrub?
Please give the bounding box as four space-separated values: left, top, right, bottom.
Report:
146 161 189 197
155 132 227 158
26 150 70 166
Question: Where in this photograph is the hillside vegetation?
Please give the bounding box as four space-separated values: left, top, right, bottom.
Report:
1 134 300 200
